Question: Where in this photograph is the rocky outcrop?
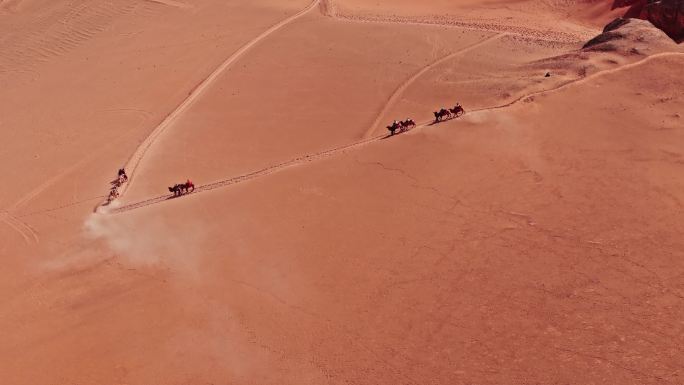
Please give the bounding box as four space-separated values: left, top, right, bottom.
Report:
645 0 684 41
583 17 678 52
613 0 683 41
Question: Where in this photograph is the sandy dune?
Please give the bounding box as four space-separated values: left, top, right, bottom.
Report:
1 0 683 384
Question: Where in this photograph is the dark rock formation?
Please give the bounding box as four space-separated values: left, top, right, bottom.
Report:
603 17 631 32
583 17 678 53
613 0 683 41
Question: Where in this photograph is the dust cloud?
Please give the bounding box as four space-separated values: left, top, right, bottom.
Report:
84 207 204 274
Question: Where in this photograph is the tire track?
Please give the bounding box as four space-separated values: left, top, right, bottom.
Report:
0 211 39 244
13 215 39 244
320 0 583 44
115 0 321 200
104 52 684 214
0 212 31 244
363 33 505 138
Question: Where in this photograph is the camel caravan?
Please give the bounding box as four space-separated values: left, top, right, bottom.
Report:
106 168 128 204
387 118 416 136
169 179 195 197
386 103 466 136
434 103 465 122
104 167 195 205
103 102 466 206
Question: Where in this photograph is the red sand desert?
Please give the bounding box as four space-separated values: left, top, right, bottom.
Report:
1 0 683 384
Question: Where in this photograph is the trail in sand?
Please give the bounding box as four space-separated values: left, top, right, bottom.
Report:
469 51 684 113
107 133 385 213
363 32 506 138
321 0 584 43
5 1 684 383
105 0 585 208
103 52 684 214
116 0 322 198
0 211 39 244
91 0 683 214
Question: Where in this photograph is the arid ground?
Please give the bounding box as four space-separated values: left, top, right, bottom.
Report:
1 0 683 384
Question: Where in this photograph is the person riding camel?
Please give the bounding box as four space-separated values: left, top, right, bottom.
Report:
451 103 464 116
108 187 119 202
118 168 128 182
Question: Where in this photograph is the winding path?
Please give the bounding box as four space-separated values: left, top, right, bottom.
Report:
118 0 321 197
104 52 684 214
2 0 323 238
90 0 683 214
108 133 385 213
95 0 584 210
469 51 684 113
363 32 505 138
0 211 39 244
